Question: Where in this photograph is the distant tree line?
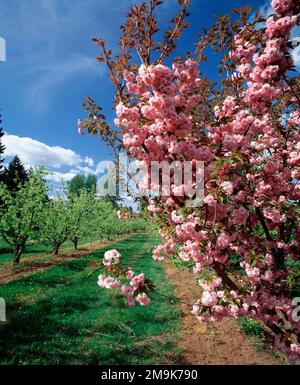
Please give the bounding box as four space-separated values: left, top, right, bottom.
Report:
0 122 145 264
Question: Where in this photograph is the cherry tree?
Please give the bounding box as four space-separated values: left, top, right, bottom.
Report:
80 0 300 359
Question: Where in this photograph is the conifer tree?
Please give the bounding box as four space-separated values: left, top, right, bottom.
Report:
3 155 28 193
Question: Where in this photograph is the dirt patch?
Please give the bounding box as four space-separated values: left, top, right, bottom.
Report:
0 234 136 285
164 263 286 365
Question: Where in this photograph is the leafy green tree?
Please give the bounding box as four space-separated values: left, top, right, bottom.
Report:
94 199 116 241
85 174 97 194
67 174 86 197
3 155 28 194
68 191 95 249
0 169 48 263
39 197 70 255
68 174 97 196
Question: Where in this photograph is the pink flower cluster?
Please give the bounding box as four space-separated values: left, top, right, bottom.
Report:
271 0 295 15
97 249 151 307
103 249 120 266
97 274 121 289
120 271 151 307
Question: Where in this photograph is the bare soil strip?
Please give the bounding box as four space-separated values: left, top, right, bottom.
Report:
164 263 286 365
0 234 135 285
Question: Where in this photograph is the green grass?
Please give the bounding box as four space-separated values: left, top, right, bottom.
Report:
0 234 105 265
0 233 181 364
238 317 267 340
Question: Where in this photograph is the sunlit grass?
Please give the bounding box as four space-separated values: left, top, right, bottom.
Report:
0 234 108 265
0 233 181 364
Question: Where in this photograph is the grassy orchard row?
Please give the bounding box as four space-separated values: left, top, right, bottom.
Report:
0 233 180 364
0 168 147 264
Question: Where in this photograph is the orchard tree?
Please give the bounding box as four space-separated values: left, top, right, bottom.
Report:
94 199 116 241
39 197 70 255
68 190 96 250
79 0 300 360
0 169 48 263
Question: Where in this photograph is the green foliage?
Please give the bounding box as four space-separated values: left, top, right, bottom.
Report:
0 167 147 262
67 174 86 196
0 169 48 263
67 174 97 197
85 174 97 194
2 155 28 194
67 191 96 249
238 317 267 340
0 234 181 364
93 199 148 241
38 197 70 254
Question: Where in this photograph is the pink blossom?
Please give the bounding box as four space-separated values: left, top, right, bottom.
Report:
126 297 136 307
216 232 231 250
204 194 217 206
220 181 234 195
271 0 294 15
135 293 151 306
103 249 121 266
127 270 135 279
97 274 121 289
121 285 134 297
201 291 218 307
130 273 145 287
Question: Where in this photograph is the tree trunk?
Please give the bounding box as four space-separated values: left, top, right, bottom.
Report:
13 246 24 264
53 245 60 255
72 238 78 250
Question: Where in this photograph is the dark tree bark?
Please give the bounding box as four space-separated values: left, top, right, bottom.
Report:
13 245 25 264
53 245 60 255
72 238 78 250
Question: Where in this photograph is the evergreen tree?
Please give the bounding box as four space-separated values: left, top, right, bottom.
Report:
67 174 85 197
3 155 28 194
85 174 97 194
67 174 97 196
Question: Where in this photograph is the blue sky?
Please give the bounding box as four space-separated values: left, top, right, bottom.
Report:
0 0 299 189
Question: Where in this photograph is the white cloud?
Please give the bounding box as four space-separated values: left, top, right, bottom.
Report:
46 171 78 183
72 165 96 175
83 157 94 167
3 134 94 169
292 44 300 68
